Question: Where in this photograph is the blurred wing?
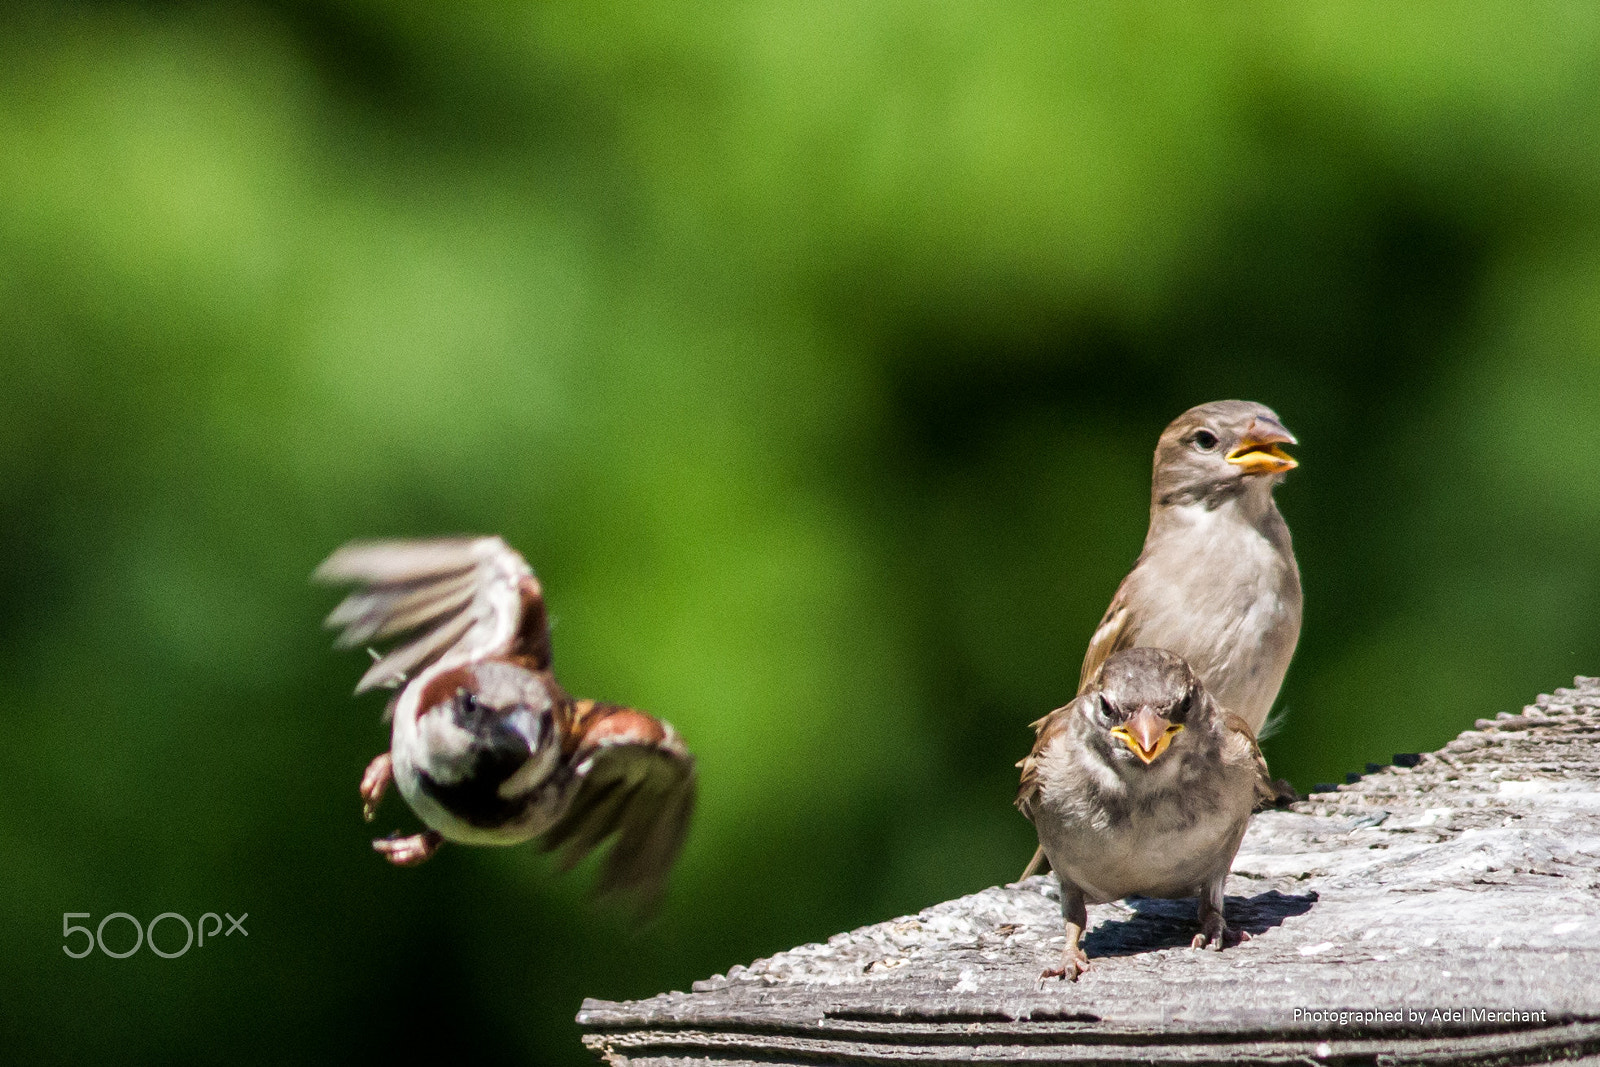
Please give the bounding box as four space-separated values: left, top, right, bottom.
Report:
316 536 548 693
542 705 696 910
1078 583 1135 695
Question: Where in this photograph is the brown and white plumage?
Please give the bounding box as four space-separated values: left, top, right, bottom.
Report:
1076 400 1301 731
1017 647 1269 981
317 537 695 906
1021 400 1300 879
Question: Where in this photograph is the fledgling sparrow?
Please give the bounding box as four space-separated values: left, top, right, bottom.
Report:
316 537 696 906
1022 400 1300 878
1016 647 1271 981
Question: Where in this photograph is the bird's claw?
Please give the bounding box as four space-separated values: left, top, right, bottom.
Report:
1191 924 1249 951
373 830 442 866
1037 948 1091 985
360 753 393 822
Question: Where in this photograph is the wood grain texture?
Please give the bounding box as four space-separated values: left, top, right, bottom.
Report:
579 677 1600 1066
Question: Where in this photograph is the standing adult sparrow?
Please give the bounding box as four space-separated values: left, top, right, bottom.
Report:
1016 647 1272 981
1021 400 1299 877
316 537 696 906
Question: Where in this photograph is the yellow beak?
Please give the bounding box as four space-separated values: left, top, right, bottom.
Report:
1110 708 1184 764
1226 416 1298 475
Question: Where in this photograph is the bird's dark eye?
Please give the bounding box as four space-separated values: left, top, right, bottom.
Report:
1193 429 1219 452
1094 694 1117 723
448 687 485 726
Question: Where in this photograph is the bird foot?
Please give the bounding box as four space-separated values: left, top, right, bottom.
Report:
1191 924 1249 951
360 753 393 822
1037 947 1091 985
373 830 442 866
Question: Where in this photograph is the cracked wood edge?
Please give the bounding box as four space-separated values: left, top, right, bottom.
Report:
581 1021 1600 1066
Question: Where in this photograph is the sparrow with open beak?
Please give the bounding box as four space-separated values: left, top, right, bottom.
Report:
316 537 696 907
1081 400 1301 731
1021 400 1300 878
1017 647 1272 981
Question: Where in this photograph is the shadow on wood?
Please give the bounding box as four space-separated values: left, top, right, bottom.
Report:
578 677 1600 1066
1084 889 1317 957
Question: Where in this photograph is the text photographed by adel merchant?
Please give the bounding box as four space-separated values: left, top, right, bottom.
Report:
1293 1008 1549 1025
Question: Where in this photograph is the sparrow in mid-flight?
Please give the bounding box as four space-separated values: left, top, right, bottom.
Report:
1017 647 1271 981
1022 400 1300 878
317 537 696 906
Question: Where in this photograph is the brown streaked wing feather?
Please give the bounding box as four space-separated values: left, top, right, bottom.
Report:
1222 709 1276 806
563 698 615 755
316 536 552 693
542 707 696 911
1077 582 1136 695
1015 702 1077 822
1039 575 1138 879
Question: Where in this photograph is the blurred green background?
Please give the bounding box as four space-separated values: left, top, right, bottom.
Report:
3 0 1598 1062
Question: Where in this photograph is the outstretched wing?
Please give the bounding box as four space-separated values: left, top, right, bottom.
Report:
542 703 696 910
316 536 551 694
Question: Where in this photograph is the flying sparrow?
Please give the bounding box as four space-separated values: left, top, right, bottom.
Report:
316 537 696 906
1016 647 1272 981
1022 400 1299 877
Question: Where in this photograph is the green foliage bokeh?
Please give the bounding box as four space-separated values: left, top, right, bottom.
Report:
3 1 1598 1062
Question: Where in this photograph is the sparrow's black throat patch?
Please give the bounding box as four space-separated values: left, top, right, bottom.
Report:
418 691 549 830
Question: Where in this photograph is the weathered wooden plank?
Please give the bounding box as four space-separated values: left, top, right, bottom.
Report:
579 678 1600 1066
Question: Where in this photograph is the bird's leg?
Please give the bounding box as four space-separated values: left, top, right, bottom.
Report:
360 752 393 822
1192 875 1248 950
373 830 443 867
1039 881 1091 983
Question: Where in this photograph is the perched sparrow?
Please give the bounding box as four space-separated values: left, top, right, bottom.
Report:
1016 647 1271 981
316 537 696 906
1021 400 1299 877
1078 400 1301 732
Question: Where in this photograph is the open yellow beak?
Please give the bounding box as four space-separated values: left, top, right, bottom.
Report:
1110 708 1184 764
1225 416 1298 475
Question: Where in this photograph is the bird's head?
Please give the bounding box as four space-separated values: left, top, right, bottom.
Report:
415 660 559 793
1087 647 1201 765
1151 400 1297 508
